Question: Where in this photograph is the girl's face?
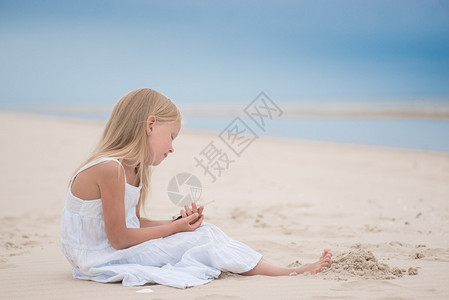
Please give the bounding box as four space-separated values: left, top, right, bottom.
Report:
145 117 181 166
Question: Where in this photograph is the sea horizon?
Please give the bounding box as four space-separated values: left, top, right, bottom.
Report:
2 99 449 154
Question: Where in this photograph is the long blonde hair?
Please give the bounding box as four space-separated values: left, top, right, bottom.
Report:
72 88 181 214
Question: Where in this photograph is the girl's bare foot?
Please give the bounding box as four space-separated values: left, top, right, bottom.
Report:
294 249 332 275
240 249 332 276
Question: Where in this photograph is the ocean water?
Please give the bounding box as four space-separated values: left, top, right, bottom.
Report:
181 115 449 153
2 107 449 153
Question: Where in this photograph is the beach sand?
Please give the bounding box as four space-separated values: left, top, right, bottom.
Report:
1 111 448 299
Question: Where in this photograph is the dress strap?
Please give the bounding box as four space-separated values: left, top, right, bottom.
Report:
70 157 126 186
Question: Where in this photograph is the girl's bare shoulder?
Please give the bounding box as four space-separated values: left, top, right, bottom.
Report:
71 160 124 200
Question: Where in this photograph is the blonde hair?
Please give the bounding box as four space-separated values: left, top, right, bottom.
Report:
72 88 181 215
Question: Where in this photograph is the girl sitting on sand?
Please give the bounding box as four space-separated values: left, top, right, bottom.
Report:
60 88 332 288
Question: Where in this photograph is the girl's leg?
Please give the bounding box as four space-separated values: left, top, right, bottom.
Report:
240 249 332 276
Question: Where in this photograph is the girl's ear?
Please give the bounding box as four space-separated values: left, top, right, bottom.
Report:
146 115 157 136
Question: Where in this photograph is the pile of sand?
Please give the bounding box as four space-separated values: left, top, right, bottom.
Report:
319 249 418 280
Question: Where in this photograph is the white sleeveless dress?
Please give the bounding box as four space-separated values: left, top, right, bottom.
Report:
60 158 262 288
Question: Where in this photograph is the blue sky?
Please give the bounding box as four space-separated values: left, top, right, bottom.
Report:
0 0 448 106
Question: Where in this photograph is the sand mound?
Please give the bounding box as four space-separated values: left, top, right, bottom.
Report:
320 249 413 280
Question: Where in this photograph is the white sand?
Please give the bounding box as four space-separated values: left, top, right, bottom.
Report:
1 111 449 299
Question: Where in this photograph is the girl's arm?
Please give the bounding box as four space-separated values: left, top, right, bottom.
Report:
135 205 173 227
139 218 173 227
98 161 203 250
137 202 204 228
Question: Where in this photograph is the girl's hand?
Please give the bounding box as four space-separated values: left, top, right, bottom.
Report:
180 202 204 221
172 213 204 233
